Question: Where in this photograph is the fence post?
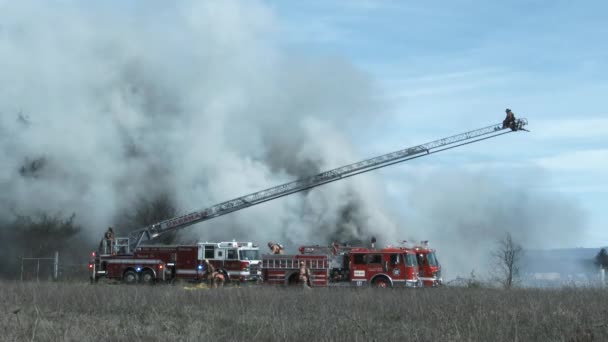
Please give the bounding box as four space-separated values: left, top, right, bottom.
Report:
21 258 24 281
601 267 605 287
54 251 59 281
36 259 40 282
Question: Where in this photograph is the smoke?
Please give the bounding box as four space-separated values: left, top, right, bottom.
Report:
0 1 397 254
402 168 587 279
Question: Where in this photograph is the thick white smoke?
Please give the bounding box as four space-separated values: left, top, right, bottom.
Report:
0 1 399 249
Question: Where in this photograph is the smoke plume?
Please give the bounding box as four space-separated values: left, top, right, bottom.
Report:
0 1 397 256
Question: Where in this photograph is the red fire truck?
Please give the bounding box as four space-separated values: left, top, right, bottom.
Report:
89 119 527 285
262 243 421 288
89 240 261 284
413 241 442 287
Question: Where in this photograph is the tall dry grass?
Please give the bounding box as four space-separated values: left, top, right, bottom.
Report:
1 281 606 341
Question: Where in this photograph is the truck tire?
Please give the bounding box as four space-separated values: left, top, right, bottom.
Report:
141 270 156 285
372 276 391 288
123 270 139 285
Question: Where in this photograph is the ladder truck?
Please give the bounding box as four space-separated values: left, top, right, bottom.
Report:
89 118 528 285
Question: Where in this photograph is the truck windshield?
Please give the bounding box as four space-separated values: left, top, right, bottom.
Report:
427 252 438 266
239 250 260 261
406 254 417 266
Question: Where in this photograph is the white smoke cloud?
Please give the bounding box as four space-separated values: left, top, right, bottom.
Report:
0 1 398 248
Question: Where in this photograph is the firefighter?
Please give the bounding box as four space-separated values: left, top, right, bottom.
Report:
268 241 284 255
502 108 517 130
298 261 312 288
203 259 215 286
203 259 225 288
331 241 340 255
101 227 115 255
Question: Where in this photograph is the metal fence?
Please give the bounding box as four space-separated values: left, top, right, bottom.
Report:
20 252 89 281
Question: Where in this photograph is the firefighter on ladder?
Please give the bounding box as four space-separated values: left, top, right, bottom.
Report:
503 108 517 130
268 241 284 255
203 259 225 288
299 261 312 288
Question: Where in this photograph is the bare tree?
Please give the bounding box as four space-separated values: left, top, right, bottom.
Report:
491 232 524 289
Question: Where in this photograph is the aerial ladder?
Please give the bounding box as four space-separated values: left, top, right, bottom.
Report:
123 118 528 252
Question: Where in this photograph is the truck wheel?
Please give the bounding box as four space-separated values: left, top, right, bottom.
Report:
373 277 390 288
141 270 156 285
123 270 139 285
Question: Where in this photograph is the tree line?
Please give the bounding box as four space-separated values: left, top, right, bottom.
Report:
0 193 180 279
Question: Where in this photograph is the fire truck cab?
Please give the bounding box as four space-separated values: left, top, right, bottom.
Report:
348 247 420 288
413 242 442 287
198 241 261 282
262 244 420 288
89 240 261 284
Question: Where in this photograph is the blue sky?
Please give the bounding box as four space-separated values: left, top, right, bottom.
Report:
267 0 608 247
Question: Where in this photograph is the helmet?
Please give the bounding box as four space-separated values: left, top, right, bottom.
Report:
300 261 305 266
505 108 511 113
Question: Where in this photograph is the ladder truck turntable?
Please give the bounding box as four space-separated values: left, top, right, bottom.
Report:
89 118 528 285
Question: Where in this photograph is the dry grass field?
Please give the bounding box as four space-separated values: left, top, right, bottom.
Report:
1 281 607 341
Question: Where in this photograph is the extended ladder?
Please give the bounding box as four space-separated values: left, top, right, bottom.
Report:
129 118 528 250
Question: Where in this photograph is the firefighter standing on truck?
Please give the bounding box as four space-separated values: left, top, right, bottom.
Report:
299 261 312 288
268 241 284 254
101 227 115 255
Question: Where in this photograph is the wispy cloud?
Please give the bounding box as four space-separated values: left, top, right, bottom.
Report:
383 73 514 99
532 118 608 140
535 149 608 172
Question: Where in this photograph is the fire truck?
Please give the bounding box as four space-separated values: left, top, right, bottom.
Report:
90 240 261 284
262 242 421 287
89 118 528 284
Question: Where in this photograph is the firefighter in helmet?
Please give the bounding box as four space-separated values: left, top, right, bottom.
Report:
203 259 225 288
268 241 284 255
502 108 517 130
298 261 312 288
101 227 115 255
